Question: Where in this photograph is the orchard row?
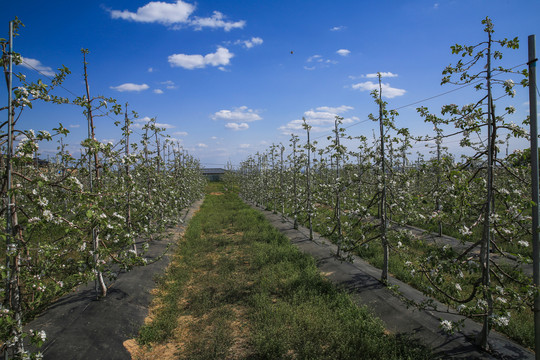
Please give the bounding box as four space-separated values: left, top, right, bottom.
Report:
228 17 535 349
1 19 206 358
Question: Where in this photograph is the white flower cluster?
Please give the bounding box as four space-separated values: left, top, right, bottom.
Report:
28 329 47 342
492 314 510 327
440 319 453 333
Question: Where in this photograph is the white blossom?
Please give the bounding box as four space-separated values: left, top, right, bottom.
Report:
459 225 472 236
43 210 53 221
440 319 453 333
38 197 48 207
492 315 510 327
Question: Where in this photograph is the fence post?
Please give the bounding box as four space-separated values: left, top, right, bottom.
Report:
528 34 539 360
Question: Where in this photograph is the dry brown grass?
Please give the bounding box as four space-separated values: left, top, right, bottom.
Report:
124 227 254 359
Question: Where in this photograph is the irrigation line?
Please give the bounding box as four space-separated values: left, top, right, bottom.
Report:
313 63 529 142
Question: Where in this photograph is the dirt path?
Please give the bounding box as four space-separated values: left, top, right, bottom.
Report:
23 199 203 360
250 204 534 359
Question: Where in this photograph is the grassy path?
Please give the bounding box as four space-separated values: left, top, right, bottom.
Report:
130 183 430 359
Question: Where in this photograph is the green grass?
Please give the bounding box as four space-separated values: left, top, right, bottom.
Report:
262 199 535 350
138 182 432 359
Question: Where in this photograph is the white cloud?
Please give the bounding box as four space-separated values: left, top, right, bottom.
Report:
69 124 81 128
236 37 263 49
279 105 357 134
20 57 56 77
153 89 164 94
190 11 245 31
316 105 354 113
110 83 149 92
239 144 251 148
148 67 154 72
211 136 218 140
161 80 177 89
109 1 194 24
197 143 208 148
336 49 351 57
330 26 345 31
166 137 183 145
133 116 175 129
365 72 398 78
156 122 175 129
173 131 188 136
305 54 337 70
225 122 249 131
168 47 233 70
109 1 244 31
212 106 262 122
351 81 406 98
434 3 439 9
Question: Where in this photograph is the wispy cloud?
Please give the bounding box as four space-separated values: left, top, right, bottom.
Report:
20 57 56 77
351 81 406 98
168 47 233 70
161 80 177 89
235 37 263 49
304 54 337 70
173 131 188 136
365 72 398 78
110 83 149 92
330 26 345 32
189 11 245 31
279 105 357 134
213 106 261 131
108 1 245 31
225 122 249 131
336 49 351 57
212 106 262 122
153 89 164 94
133 116 175 129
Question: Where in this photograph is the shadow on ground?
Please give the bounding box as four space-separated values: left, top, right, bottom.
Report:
22 199 203 360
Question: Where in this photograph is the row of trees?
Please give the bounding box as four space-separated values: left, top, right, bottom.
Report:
1 19 206 358
229 18 534 350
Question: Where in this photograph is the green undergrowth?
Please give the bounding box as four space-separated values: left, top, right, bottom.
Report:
289 205 534 349
138 182 431 359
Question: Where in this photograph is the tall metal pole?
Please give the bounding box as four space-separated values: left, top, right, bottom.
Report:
5 21 13 297
4 21 14 360
436 128 442 237
379 73 389 282
334 118 342 255
528 34 539 360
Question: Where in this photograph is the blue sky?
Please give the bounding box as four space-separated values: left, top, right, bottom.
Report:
2 0 539 167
